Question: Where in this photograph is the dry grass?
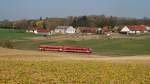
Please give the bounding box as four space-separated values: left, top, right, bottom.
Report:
0 47 150 84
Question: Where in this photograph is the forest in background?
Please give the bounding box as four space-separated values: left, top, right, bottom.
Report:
0 15 150 30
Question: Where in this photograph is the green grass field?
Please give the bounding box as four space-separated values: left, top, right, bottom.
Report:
0 29 150 56
42 39 150 56
0 29 37 40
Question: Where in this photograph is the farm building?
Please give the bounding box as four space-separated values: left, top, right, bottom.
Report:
96 26 109 34
120 25 147 34
77 27 109 34
120 26 130 34
26 28 52 35
34 29 52 35
102 26 109 33
112 26 120 32
26 27 36 33
96 28 102 34
55 26 76 34
78 27 97 33
145 26 150 31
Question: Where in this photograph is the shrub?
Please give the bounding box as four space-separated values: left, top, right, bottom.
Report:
0 40 14 49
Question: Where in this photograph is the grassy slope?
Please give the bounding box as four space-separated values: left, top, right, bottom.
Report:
0 29 38 50
0 29 37 40
47 39 150 56
15 39 150 56
0 29 150 56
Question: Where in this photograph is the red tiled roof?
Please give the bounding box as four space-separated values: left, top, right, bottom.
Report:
146 24 150 26
128 25 146 31
102 26 109 32
79 27 97 31
27 27 36 30
37 29 51 33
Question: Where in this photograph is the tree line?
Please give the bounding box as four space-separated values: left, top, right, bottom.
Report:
0 15 150 30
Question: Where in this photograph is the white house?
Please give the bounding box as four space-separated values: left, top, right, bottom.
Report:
26 28 36 33
55 26 76 34
120 25 147 34
120 26 130 34
145 26 150 31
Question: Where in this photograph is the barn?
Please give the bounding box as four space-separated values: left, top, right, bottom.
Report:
121 25 147 34
145 26 150 31
26 28 52 35
34 29 52 35
78 27 97 33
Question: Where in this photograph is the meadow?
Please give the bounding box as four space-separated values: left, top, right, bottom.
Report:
0 29 37 40
0 29 150 56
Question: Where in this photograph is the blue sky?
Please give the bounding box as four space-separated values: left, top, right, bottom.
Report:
0 0 149 20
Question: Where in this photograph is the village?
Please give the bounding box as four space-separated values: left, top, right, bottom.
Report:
27 24 150 36
25 16 150 40
22 16 150 35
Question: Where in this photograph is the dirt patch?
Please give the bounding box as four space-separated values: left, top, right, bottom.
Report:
27 33 150 42
27 34 107 41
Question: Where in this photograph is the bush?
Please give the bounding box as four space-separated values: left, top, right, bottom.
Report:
0 40 14 49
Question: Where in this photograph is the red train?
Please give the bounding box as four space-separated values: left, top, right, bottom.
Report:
38 45 92 53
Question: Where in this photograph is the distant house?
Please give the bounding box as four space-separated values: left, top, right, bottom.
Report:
145 26 150 31
102 26 109 33
34 29 52 35
120 25 147 34
120 26 130 34
55 26 76 34
78 27 97 33
112 26 120 32
26 28 52 35
96 28 102 34
26 27 36 33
